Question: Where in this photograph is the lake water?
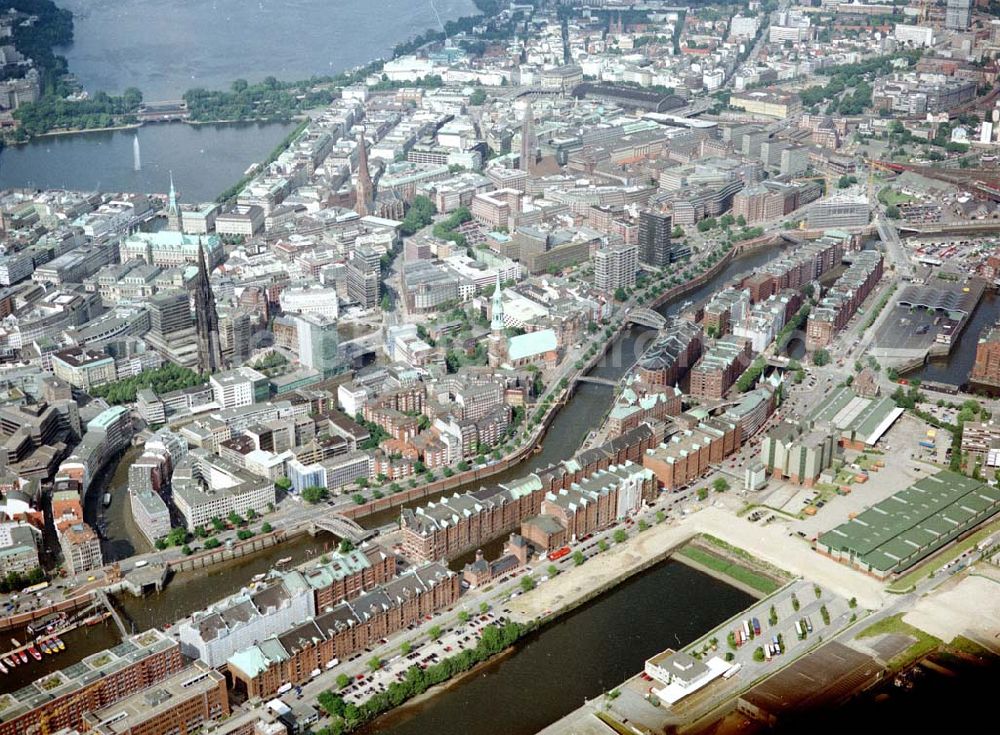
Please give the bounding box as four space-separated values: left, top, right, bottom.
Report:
0 0 477 199
0 121 297 201
57 0 477 100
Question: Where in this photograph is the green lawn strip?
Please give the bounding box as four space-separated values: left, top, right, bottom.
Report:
698 534 791 578
858 613 941 669
887 516 1000 593
947 636 996 659
677 546 780 595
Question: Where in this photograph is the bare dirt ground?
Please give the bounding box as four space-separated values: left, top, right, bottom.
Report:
508 506 887 623
903 574 1000 650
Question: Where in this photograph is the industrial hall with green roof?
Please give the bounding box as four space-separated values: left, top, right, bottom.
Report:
816 470 1000 579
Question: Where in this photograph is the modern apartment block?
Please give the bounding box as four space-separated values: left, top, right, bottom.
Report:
51 346 117 390
172 449 277 530
0 630 184 735
594 240 639 292
129 487 172 545
210 367 270 409
946 0 972 29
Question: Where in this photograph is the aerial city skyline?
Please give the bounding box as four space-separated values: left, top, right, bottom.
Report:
0 1 998 734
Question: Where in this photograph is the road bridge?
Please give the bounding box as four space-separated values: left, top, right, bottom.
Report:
311 512 376 544
574 375 618 387
626 307 667 329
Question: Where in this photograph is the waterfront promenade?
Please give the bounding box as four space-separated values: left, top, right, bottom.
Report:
507 504 887 625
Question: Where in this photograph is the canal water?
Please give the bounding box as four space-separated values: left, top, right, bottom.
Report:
0 244 783 691
0 121 297 202
0 618 122 695
907 290 999 386
362 560 755 735
362 244 789 530
84 446 151 562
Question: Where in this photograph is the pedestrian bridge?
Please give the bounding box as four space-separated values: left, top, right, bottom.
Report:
626 308 667 329
310 512 376 544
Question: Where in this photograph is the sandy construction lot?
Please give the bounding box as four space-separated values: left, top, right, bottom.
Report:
508 506 886 622
904 574 1000 649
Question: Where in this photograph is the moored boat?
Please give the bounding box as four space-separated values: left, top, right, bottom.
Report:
27 646 41 661
54 637 65 651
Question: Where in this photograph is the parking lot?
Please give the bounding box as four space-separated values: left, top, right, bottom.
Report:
685 579 855 675
751 414 933 538
598 579 858 733
339 611 506 704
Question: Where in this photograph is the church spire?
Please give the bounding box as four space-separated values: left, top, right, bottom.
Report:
168 172 178 215
487 272 507 368
491 271 505 332
194 242 223 374
519 102 534 173
355 131 373 217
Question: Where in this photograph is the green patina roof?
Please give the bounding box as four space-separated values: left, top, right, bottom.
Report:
818 471 1000 572
507 329 558 361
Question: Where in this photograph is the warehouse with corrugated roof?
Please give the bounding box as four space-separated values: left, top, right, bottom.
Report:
816 470 1000 578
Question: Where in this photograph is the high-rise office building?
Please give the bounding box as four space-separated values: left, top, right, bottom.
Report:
219 307 253 364
946 0 972 30
148 290 192 341
347 245 380 309
194 244 223 374
638 210 673 268
295 312 342 378
594 241 639 292
146 290 200 368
